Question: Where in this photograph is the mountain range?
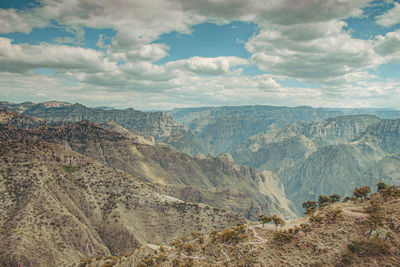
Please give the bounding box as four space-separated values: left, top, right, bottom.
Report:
1 100 400 265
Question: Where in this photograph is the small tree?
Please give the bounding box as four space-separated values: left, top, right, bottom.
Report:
318 195 331 208
272 215 285 229
377 182 388 193
353 186 371 201
302 200 317 215
258 215 272 227
330 194 340 203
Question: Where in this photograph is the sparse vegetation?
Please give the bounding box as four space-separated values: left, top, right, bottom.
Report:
271 215 285 229
353 186 371 201
302 200 317 215
258 214 272 227
347 238 390 257
318 195 331 208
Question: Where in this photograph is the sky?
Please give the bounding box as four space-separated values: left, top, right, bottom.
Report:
0 0 400 110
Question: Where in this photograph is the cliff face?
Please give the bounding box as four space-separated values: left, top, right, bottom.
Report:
232 116 400 214
0 108 48 129
167 105 344 154
0 140 242 266
0 112 295 220
21 102 209 155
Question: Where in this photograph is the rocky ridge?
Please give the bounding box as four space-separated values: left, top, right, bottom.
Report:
0 109 295 220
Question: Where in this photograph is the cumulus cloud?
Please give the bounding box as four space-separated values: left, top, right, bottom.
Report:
1 0 400 109
184 0 367 25
166 56 248 75
246 20 384 85
0 37 116 73
38 0 204 51
376 2 400 27
375 29 400 63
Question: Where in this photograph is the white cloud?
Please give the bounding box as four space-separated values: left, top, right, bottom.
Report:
184 0 368 25
374 29 400 63
166 56 248 75
246 20 384 85
0 37 116 73
0 8 47 34
0 9 32 34
1 0 400 110
376 2 400 27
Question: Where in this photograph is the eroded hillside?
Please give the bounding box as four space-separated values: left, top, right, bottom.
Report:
80 188 400 266
0 140 242 266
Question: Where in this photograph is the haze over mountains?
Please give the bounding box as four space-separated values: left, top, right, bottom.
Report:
1 100 400 265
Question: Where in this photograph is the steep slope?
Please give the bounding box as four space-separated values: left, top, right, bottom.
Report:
0 140 242 266
0 113 295 219
232 115 380 182
21 102 210 155
232 116 400 214
286 143 382 210
0 101 37 113
167 105 344 154
286 119 400 212
81 192 400 266
0 108 48 129
357 154 400 190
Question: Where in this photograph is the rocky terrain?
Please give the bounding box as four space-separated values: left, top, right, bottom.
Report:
0 140 243 266
167 105 345 154
17 101 209 155
0 109 295 220
79 187 400 266
231 115 400 213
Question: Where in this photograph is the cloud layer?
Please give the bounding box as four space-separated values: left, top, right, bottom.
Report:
0 0 400 109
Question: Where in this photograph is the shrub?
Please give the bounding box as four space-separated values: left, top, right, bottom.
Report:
273 230 295 243
380 185 400 200
353 186 371 201
309 214 324 225
257 214 272 227
324 208 343 224
217 223 247 245
318 195 331 208
329 194 340 203
377 182 388 192
364 200 384 229
347 238 390 256
302 200 317 215
272 215 285 229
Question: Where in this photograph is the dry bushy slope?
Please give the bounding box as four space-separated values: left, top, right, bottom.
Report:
81 192 400 266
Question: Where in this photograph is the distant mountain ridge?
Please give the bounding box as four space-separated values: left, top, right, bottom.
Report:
1 101 210 155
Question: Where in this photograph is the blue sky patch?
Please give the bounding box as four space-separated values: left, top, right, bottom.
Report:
154 21 258 64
